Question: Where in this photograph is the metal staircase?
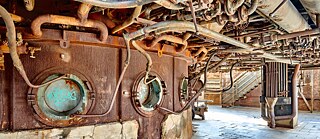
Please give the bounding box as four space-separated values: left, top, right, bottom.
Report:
204 72 222 105
221 70 262 107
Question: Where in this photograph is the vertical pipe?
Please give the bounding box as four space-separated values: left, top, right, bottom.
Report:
275 64 300 120
286 64 288 97
311 70 314 113
280 63 282 93
276 63 278 96
317 14 320 28
276 63 277 96
266 64 269 97
273 62 275 97
272 63 274 97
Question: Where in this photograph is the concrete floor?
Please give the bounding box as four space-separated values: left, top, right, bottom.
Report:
192 106 320 139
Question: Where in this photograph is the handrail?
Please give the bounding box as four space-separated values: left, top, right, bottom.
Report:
224 71 260 94
222 71 261 104
224 71 248 87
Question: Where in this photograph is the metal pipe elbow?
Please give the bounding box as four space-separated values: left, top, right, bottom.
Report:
238 0 259 22
192 46 208 62
31 14 108 42
225 0 245 16
77 3 93 23
148 35 188 52
247 0 259 15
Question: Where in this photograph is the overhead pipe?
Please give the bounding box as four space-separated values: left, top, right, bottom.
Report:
257 0 310 33
126 21 296 64
122 20 296 114
299 0 320 26
232 29 283 38
246 0 259 15
0 5 68 88
74 0 185 9
74 0 158 9
225 0 245 16
274 64 300 120
112 6 142 34
143 4 162 19
77 3 93 23
192 46 208 62
191 54 232 81
263 28 320 42
31 14 108 42
154 0 184 10
238 0 259 22
148 35 188 52
0 13 24 22
89 13 117 29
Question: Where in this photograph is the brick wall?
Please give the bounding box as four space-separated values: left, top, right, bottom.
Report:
234 70 320 112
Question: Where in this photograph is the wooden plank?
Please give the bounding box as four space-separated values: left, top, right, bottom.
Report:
299 86 311 111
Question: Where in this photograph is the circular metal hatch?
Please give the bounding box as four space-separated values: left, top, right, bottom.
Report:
37 74 87 119
132 72 164 117
28 69 95 127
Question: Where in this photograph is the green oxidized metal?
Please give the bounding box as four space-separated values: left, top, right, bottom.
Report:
180 76 189 104
136 77 163 112
37 74 88 120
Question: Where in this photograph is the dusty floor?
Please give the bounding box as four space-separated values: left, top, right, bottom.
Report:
192 106 320 139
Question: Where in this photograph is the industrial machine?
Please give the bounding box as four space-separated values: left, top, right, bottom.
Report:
0 0 320 137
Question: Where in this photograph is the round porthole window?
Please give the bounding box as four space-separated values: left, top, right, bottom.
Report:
179 76 189 105
37 74 86 119
28 72 94 127
132 72 164 117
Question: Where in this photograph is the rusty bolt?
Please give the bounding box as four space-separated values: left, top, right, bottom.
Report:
60 53 71 62
122 91 130 97
60 53 65 59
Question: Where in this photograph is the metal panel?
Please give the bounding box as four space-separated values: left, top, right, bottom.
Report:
10 40 119 130
173 58 188 111
0 70 9 130
120 49 174 139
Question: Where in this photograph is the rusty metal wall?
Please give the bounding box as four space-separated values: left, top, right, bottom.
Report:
173 58 188 111
0 28 189 137
9 41 119 130
0 70 5 130
0 55 12 130
120 50 174 139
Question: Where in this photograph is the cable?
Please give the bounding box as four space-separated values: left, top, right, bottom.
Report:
157 51 218 114
0 5 67 88
74 32 131 117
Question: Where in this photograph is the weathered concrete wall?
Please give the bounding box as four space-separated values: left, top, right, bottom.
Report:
0 120 139 139
0 109 192 139
161 108 192 139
